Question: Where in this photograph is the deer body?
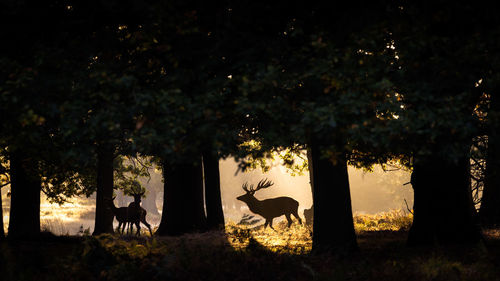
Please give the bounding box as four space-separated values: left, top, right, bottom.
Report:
107 200 130 234
237 179 302 229
127 192 153 236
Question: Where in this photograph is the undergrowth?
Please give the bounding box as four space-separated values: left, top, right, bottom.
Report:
1 212 499 281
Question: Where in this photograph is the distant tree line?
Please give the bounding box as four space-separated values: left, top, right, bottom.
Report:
1 0 499 254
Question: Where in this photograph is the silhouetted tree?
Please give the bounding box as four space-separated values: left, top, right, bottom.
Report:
388 2 494 245
480 86 500 227
223 1 395 254
310 142 357 252
92 145 115 235
157 157 207 235
0 163 8 239
203 150 225 230
8 151 41 239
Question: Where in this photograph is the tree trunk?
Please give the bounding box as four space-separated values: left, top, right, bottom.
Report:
92 145 115 235
408 153 481 246
157 157 206 236
480 91 500 227
0 187 4 239
304 148 314 225
310 142 358 254
307 147 314 194
203 150 225 230
8 151 41 239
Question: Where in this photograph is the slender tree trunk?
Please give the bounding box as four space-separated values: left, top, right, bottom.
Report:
8 151 41 239
310 142 357 254
480 91 500 227
157 157 206 236
203 150 225 230
92 145 115 235
0 187 4 239
304 148 314 225
408 153 481 246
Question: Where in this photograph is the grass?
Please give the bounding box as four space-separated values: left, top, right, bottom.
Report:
1 212 500 281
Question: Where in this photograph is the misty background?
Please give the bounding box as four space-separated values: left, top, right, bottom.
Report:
1 158 412 235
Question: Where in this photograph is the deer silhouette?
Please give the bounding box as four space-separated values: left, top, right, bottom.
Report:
127 191 153 236
303 205 314 225
106 196 130 234
236 178 302 229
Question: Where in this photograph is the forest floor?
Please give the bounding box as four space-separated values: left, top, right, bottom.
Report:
1 211 499 281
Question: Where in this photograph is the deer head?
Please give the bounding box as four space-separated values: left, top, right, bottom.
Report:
236 178 274 204
130 190 145 204
104 196 117 209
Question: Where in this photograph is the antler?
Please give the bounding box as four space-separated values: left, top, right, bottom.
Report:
242 182 254 193
254 178 273 192
242 178 273 194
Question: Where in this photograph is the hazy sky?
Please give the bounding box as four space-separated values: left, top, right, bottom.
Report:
219 157 413 220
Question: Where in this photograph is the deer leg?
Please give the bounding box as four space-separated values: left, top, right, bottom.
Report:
264 220 269 228
141 218 153 236
121 222 126 234
292 210 302 225
285 213 293 227
127 222 132 235
135 221 141 236
268 219 275 230
117 222 122 234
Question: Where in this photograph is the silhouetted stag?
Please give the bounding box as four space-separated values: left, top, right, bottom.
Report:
236 179 302 229
106 196 130 234
127 191 153 236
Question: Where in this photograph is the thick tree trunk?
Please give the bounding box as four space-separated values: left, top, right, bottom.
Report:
157 158 207 236
408 153 481 246
480 92 500 227
92 145 115 235
8 152 41 239
203 150 225 230
310 142 357 254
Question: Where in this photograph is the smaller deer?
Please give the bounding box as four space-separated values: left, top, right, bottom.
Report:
303 205 314 225
127 191 153 236
236 179 302 230
106 197 130 234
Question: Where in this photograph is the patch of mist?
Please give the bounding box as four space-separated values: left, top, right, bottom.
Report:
0 157 413 235
220 157 413 223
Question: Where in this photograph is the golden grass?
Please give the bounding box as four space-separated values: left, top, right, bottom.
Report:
225 210 413 253
354 209 413 232
3 212 500 281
